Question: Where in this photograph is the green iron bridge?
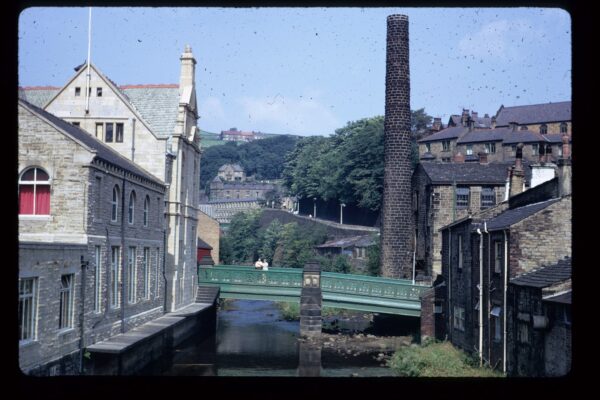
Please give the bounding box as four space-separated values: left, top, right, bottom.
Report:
198 265 431 317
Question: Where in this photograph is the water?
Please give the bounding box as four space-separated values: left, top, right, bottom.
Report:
151 299 404 377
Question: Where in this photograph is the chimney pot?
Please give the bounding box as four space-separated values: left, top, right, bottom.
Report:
454 152 465 163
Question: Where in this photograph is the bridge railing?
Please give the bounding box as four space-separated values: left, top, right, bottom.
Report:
198 265 429 302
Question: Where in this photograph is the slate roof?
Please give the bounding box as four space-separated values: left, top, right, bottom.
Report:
418 126 468 143
485 198 560 231
420 152 436 160
544 133 572 144
197 238 213 250
502 129 548 144
510 258 571 288
457 128 509 144
218 163 244 172
420 161 531 185
316 235 375 249
495 101 571 126
203 198 260 204
19 99 165 186
19 83 181 138
543 290 571 304
215 182 274 190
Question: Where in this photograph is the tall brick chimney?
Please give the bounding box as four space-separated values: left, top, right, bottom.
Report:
380 14 413 279
557 134 572 196
432 117 442 131
509 143 525 197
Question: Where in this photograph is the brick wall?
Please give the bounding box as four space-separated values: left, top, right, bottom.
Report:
381 14 413 279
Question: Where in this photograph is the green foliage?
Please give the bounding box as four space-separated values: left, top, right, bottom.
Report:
283 111 431 212
366 234 381 276
388 340 504 377
201 135 299 189
277 301 300 321
260 219 284 264
220 210 263 264
276 222 327 268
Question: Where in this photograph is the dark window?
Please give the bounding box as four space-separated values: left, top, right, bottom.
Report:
111 185 119 222
560 123 568 134
532 144 539 155
116 123 124 143
75 87 81 96
128 191 136 224
72 122 80 127
97 87 102 97
457 235 463 270
485 142 496 154
105 123 114 143
426 143 431 153
456 187 469 208
520 125 528 130
494 241 503 273
59 274 74 329
143 196 149 227
481 187 495 209
540 124 548 134
442 141 450 151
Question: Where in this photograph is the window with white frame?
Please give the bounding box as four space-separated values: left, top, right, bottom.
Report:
494 241 502 274
94 246 102 313
458 235 463 270
453 306 465 331
485 142 496 154
128 191 136 224
19 167 51 215
481 187 495 209
115 123 124 143
456 187 469 208
144 196 150 227
532 144 539 156
466 144 473 155
128 247 137 304
143 248 150 300
59 274 74 329
111 185 120 222
425 143 431 153
19 278 37 341
442 140 450 152
111 246 121 308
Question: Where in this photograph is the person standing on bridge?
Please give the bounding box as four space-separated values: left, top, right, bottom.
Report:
261 259 269 271
255 258 263 270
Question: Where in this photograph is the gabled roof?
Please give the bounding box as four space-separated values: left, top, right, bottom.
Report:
316 235 376 249
495 101 571 126
418 126 468 143
485 198 560 231
420 152 436 160
19 78 182 138
543 290 571 304
419 161 531 185
510 258 571 288
19 99 164 187
218 163 244 172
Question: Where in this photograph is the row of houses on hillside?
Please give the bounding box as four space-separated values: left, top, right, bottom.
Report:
420 102 571 164
419 136 572 376
17 46 220 375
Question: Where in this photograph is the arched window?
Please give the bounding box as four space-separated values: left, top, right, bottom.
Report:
128 191 136 224
540 124 548 134
143 196 150 227
560 122 568 134
111 186 120 222
19 167 51 215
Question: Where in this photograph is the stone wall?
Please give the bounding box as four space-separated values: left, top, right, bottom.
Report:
197 210 220 264
508 195 571 278
381 14 413 279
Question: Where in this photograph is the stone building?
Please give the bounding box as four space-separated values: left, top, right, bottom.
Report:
208 163 275 202
411 159 531 278
198 199 261 225
19 46 201 312
18 99 166 374
197 210 220 264
220 128 264 142
418 102 571 164
314 234 376 273
435 147 571 375
507 258 571 377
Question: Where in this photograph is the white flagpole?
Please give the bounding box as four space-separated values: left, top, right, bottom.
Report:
85 7 92 113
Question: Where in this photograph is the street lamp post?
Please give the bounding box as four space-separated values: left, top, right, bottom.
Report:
313 198 317 218
340 203 346 225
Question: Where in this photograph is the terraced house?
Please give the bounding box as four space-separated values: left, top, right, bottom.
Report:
19 46 204 374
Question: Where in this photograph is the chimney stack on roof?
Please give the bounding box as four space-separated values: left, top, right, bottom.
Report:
557 134 572 197
462 109 470 127
509 143 525 197
471 111 478 120
432 117 442 131
454 152 465 163
509 121 518 131
491 116 497 129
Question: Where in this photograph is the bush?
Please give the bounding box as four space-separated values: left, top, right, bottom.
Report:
277 302 300 321
388 340 504 377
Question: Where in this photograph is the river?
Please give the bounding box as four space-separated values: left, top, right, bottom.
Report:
142 299 414 377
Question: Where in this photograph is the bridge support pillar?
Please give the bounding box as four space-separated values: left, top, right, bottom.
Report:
300 260 322 339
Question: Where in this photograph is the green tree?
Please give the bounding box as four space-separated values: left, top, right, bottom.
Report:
366 234 381 276
260 219 284 264
332 255 351 273
225 210 262 263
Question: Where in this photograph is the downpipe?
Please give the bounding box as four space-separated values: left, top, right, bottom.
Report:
476 227 483 367
503 230 508 374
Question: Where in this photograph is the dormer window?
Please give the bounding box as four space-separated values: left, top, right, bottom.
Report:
75 87 81 96
97 87 103 97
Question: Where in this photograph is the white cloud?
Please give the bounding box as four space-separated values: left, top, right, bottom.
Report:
458 19 545 61
237 92 341 136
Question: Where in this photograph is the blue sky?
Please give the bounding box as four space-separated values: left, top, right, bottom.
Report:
18 7 571 136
